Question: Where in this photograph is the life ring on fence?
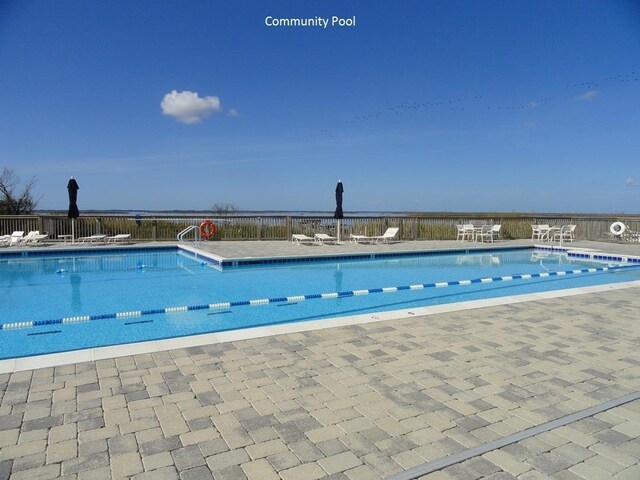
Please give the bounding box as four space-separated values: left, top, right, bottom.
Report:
610 222 626 236
200 221 216 239
609 222 627 235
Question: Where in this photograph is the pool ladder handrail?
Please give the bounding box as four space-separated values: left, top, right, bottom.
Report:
177 225 201 245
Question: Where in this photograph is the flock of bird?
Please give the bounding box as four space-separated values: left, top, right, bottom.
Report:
309 71 638 138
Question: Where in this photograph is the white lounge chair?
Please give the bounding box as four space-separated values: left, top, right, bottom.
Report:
78 234 107 243
349 234 368 244
314 233 338 245
291 234 315 245
23 232 49 244
375 227 399 243
8 231 24 246
350 227 399 244
21 231 38 242
106 234 131 244
0 235 10 247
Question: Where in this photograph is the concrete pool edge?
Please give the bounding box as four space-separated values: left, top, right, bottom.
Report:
5 241 638 268
182 242 640 268
2 278 639 374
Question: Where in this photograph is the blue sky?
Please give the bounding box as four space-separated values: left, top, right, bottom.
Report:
1 0 639 214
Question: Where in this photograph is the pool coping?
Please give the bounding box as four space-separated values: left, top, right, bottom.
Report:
178 243 536 268
5 241 640 268
0 243 177 258
0 242 534 266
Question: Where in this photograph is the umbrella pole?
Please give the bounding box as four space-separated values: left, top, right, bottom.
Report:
337 219 341 244
72 219 75 244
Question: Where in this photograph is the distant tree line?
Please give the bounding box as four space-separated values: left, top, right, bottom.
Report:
211 202 238 215
0 167 38 214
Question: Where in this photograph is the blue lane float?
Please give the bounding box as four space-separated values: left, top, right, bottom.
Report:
1 264 638 331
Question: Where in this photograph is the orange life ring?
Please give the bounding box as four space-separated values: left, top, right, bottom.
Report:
200 221 216 239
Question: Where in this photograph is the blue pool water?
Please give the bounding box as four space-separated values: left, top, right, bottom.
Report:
1 247 639 359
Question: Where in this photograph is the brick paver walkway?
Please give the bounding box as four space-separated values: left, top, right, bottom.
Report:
2 286 640 479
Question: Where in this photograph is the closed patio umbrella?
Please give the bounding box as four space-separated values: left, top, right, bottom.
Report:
334 180 344 243
67 177 79 243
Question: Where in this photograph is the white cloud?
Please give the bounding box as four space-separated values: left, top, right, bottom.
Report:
227 108 239 117
572 90 599 102
161 90 221 124
625 176 640 187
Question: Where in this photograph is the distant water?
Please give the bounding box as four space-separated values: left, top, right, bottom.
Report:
37 210 409 217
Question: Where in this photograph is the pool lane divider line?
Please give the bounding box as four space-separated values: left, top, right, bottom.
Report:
1 263 638 331
387 390 640 480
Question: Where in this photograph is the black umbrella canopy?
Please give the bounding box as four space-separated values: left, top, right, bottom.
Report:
67 177 79 219
334 180 344 219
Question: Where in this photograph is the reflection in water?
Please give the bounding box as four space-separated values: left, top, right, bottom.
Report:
334 265 343 293
70 274 82 312
455 254 501 266
530 252 567 271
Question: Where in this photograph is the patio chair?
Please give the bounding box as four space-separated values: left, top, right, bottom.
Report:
490 224 502 242
0 235 10 247
456 224 474 242
553 224 576 242
544 226 561 242
106 234 132 244
291 234 315 245
314 233 338 245
625 229 640 242
531 224 550 241
476 225 494 243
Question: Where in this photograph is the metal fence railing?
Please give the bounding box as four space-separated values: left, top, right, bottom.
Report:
1 213 639 243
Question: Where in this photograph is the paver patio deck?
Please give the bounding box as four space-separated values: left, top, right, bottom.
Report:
1 239 639 479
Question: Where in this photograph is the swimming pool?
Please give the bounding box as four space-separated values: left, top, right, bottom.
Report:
1 246 639 359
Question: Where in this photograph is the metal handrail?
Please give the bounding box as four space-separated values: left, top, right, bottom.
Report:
177 225 201 244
